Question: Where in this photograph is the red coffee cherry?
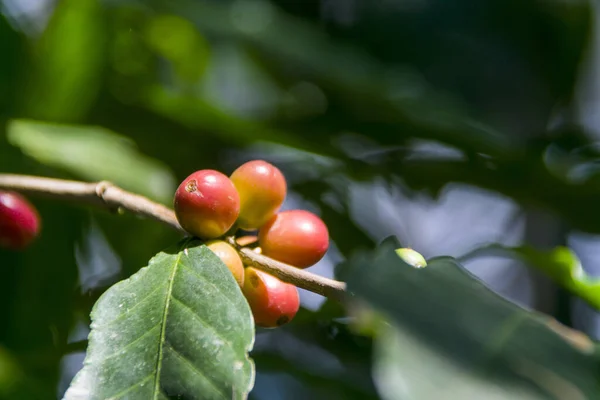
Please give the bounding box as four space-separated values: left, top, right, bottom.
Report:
174 170 240 239
258 210 329 268
206 240 244 287
230 160 286 230
0 191 41 250
242 267 299 328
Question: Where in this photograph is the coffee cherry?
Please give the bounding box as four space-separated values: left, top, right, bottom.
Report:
258 210 328 268
174 170 240 239
395 248 427 268
206 240 244 287
0 191 40 250
230 160 286 230
242 267 299 328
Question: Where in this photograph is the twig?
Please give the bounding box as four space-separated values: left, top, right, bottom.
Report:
0 174 184 233
227 237 347 301
0 174 348 301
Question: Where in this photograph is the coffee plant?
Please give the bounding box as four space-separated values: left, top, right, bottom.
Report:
1 0 600 399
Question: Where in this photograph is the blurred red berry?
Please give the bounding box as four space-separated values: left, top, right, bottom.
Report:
0 191 40 250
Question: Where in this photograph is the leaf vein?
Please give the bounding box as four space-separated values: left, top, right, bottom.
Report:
170 295 237 354
100 323 161 362
165 342 227 397
178 260 245 320
106 373 153 399
153 251 183 399
96 282 167 329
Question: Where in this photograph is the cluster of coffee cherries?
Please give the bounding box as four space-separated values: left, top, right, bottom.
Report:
0 191 41 250
174 160 329 328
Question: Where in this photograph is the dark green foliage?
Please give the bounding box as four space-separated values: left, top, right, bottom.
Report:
347 238 600 399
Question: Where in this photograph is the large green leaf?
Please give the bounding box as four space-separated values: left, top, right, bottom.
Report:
7 119 175 204
63 240 255 400
346 238 600 400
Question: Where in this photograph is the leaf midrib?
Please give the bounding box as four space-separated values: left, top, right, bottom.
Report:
153 250 183 398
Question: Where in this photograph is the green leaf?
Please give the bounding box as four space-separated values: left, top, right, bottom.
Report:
63 240 255 400
7 119 176 204
460 244 600 311
144 14 210 82
511 246 600 310
0 346 23 398
346 238 600 400
20 0 105 122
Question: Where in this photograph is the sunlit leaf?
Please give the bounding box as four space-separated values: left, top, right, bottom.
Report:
511 246 600 310
63 240 255 400
460 244 600 311
7 119 176 204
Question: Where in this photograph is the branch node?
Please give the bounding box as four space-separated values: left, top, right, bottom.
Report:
226 236 240 250
94 180 112 197
95 181 119 213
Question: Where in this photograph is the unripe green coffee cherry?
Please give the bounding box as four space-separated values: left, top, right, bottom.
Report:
174 170 240 239
259 210 329 268
242 267 299 328
0 191 41 250
395 248 427 268
230 160 286 230
206 240 244 288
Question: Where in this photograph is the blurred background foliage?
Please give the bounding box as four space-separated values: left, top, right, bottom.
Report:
1 0 600 398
